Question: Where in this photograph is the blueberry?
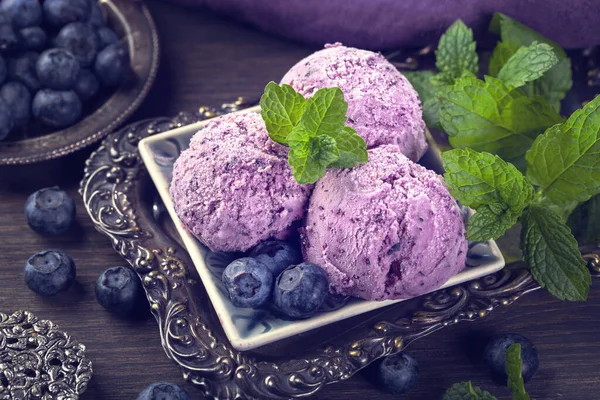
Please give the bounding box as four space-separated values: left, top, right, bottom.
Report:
74 69 98 101
24 186 76 235
55 22 98 67
0 22 18 52
24 250 76 296
95 266 145 315
32 89 82 128
0 0 42 29
483 333 539 385
96 26 118 49
0 54 6 84
37 48 80 90
43 0 92 28
87 1 105 29
0 97 13 140
363 353 419 395
222 258 273 308
249 240 302 276
0 81 30 127
94 43 128 86
8 52 40 91
273 263 328 319
136 382 191 400
18 26 46 50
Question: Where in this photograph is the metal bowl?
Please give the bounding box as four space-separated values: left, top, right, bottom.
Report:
0 0 160 166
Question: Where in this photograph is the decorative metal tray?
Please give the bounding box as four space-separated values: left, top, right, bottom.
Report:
0 0 160 165
79 100 600 399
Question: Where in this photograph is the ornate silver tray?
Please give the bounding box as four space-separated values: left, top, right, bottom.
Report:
79 99 600 399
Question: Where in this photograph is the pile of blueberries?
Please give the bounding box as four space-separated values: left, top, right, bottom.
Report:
222 241 330 319
0 0 130 141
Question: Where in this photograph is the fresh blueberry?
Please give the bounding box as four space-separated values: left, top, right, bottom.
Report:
273 263 328 319
0 0 42 29
24 249 76 296
0 97 13 140
0 22 18 52
18 26 46 50
8 52 40 91
222 257 273 308
24 186 76 235
43 0 92 28
55 22 98 67
0 54 6 84
74 69 98 101
363 353 419 395
0 81 30 127
96 26 118 49
136 382 191 400
32 89 82 128
249 240 302 276
37 48 80 90
483 333 539 385
87 1 105 29
95 266 145 316
94 43 128 86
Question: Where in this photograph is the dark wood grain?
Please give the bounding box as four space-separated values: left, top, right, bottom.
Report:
0 1 598 399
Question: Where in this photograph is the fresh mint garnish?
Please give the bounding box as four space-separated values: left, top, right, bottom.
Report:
404 70 443 129
497 42 558 88
525 95 600 204
442 381 497 400
260 82 368 184
434 20 478 84
521 205 591 301
506 344 532 400
438 75 563 160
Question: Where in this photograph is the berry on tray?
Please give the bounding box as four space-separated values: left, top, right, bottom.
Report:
87 1 105 29
24 186 76 235
0 20 18 52
0 97 12 140
18 26 46 50
33 89 82 128
94 43 129 86
96 26 118 49
273 263 328 319
136 382 191 400
249 240 302 276
8 51 41 91
37 48 80 90
483 333 539 385
55 22 99 67
24 249 76 296
363 352 420 395
95 266 146 316
74 69 99 101
222 258 274 308
43 0 92 28
0 81 31 127
0 0 42 29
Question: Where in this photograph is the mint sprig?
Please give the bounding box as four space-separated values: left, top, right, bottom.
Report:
506 344 532 400
496 42 558 89
442 382 497 400
434 20 479 84
260 82 368 184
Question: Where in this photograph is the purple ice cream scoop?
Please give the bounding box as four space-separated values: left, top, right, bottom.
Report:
301 145 467 300
281 43 427 161
170 112 312 252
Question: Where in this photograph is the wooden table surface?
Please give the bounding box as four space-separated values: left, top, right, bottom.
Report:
1 1 599 399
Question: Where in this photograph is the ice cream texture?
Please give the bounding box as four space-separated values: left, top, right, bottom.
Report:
281 43 427 161
301 145 467 300
170 112 312 252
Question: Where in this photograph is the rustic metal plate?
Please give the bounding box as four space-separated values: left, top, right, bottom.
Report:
79 100 600 399
0 0 160 166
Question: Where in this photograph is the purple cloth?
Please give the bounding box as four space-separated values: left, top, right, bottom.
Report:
167 0 600 50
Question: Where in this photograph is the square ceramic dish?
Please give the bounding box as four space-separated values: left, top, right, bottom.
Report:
138 105 505 351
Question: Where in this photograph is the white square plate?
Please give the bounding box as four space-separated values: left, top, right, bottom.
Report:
139 106 505 351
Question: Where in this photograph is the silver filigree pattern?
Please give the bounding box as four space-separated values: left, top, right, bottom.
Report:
0 311 92 400
79 101 600 399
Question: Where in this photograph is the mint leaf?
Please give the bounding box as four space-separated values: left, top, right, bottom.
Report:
489 13 572 110
260 81 307 144
404 70 438 100
288 135 339 184
439 75 563 160
442 382 497 400
436 20 478 82
521 205 591 301
442 148 534 241
525 95 600 203
506 344 531 400
489 41 515 77
327 126 368 168
301 87 348 138
568 193 600 244
497 42 558 88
